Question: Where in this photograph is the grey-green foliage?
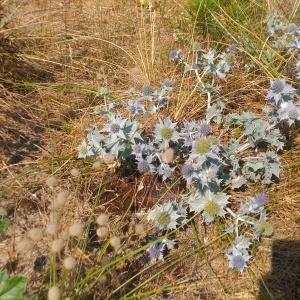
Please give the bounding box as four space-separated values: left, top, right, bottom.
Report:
243 151 280 184
0 272 27 300
206 100 225 124
227 112 285 150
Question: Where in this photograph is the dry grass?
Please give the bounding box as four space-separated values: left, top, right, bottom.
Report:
0 0 300 299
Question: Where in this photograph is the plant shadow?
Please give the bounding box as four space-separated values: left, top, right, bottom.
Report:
258 240 300 300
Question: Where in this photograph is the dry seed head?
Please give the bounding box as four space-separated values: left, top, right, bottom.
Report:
51 239 65 253
16 238 34 254
109 236 121 251
99 274 107 285
47 223 58 235
63 256 76 270
102 153 115 164
96 213 109 226
135 223 145 236
48 286 60 300
96 226 109 239
60 230 69 240
46 175 58 188
92 160 102 170
70 168 80 177
162 148 175 164
53 191 69 209
28 228 43 242
68 222 84 237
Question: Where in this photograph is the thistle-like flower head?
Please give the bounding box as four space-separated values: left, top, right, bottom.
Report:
227 247 251 273
77 140 94 158
188 190 229 223
154 117 179 147
147 201 186 230
278 101 300 126
267 79 295 106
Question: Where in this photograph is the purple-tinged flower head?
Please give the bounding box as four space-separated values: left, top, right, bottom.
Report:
196 120 212 137
228 44 237 53
102 114 127 142
169 49 184 63
141 84 154 98
157 163 175 181
154 117 180 148
227 247 251 273
253 193 268 208
127 100 146 116
162 79 173 90
267 79 295 106
278 101 300 126
146 238 176 262
188 190 229 223
181 163 197 184
189 135 220 164
234 235 251 250
147 201 186 230
147 243 165 262
137 156 156 174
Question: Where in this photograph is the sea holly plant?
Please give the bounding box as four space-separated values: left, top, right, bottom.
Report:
77 21 300 274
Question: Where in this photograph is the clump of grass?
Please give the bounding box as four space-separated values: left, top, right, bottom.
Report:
187 0 263 35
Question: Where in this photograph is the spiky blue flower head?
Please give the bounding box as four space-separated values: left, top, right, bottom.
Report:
146 238 176 262
147 242 165 262
169 49 184 63
196 164 220 189
228 44 237 53
132 142 150 159
136 156 156 174
253 193 268 209
234 235 251 250
227 247 251 273
102 114 127 142
181 163 197 184
189 135 220 164
157 163 175 181
278 101 300 126
267 79 295 106
196 120 212 137
86 127 105 152
141 84 154 97
188 189 229 223
154 117 180 147
147 201 186 231
127 100 146 116
203 49 216 65
162 79 173 90
77 140 94 159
